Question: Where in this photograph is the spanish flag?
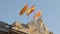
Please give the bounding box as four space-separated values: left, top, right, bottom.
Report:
27 5 35 16
20 4 28 16
33 10 42 19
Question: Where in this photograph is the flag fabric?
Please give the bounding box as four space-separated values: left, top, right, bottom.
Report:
20 4 28 16
33 10 42 19
27 5 35 16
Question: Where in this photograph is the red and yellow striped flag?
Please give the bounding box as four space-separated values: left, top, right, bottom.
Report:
20 4 28 16
33 10 42 19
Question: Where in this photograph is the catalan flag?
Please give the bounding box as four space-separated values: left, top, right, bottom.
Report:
33 10 42 19
20 4 28 16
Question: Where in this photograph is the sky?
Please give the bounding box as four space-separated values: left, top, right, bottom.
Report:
0 0 60 34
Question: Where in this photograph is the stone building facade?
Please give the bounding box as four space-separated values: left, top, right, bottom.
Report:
0 17 53 34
